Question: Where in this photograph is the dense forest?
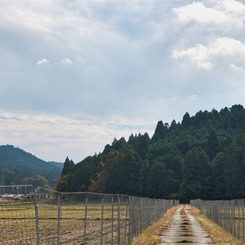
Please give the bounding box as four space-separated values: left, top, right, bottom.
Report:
56 104 245 201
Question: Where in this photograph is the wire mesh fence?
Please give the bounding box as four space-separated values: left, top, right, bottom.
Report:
191 199 245 242
0 186 178 244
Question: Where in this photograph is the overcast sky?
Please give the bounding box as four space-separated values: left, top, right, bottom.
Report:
1 0 245 162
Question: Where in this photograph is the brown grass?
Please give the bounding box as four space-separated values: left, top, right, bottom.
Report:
0 200 129 244
132 205 179 245
188 205 244 245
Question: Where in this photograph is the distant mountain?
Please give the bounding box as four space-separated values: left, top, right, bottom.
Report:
48 161 64 169
0 145 62 188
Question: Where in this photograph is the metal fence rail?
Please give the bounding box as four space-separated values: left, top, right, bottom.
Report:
0 187 178 244
191 199 245 242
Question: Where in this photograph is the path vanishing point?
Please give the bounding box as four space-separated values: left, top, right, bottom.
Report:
159 205 214 244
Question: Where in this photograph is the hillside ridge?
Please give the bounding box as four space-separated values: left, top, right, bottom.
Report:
0 145 62 188
56 104 245 201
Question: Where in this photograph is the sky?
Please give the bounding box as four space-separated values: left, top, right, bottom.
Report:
1 0 245 163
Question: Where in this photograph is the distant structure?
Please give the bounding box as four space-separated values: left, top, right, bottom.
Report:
0 185 33 196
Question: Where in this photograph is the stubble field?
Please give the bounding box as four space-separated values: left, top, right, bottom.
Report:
0 197 129 245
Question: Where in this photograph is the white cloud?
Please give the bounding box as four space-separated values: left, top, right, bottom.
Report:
230 64 245 72
61 58 72 65
209 37 245 56
76 57 87 63
216 0 245 15
173 0 245 29
0 110 152 162
172 37 245 70
172 43 208 63
37 58 49 65
173 2 227 24
0 1 56 32
197 62 213 71
189 94 199 101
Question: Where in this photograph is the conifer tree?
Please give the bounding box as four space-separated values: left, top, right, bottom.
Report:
206 128 220 160
61 157 74 177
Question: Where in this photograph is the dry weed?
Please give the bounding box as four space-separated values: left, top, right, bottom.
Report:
132 205 179 245
189 205 244 245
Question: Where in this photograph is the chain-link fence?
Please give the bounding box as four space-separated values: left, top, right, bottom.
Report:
0 187 178 244
191 199 245 242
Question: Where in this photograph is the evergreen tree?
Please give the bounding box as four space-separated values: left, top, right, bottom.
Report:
138 133 150 159
61 157 74 177
146 158 167 198
180 147 211 202
111 137 127 151
152 121 167 141
182 112 191 128
138 160 150 196
206 128 220 160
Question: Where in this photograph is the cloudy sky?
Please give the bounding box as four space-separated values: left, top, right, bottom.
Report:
1 0 245 162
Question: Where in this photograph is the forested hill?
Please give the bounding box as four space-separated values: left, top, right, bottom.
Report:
0 145 63 188
56 104 245 201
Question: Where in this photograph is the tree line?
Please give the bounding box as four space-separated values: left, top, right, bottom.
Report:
56 104 245 201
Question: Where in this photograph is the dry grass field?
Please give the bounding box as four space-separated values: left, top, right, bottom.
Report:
0 197 129 245
2 197 242 245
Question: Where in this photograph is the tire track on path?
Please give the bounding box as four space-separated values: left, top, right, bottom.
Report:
158 205 214 244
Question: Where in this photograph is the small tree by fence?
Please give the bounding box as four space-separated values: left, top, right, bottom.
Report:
0 187 178 244
191 199 245 242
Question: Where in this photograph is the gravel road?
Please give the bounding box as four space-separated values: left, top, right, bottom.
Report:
159 205 214 244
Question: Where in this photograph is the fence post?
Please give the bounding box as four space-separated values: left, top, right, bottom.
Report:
112 197 114 245
140 199 143 234
118 194 121 245
226 201 229 232
131 197 134 240
34 195 40 245
238 200 240 240
128 196 133 245
83 197 88 245
125 198 128 244
100 197 104 245
148 199 151 226
232 200 235 236
154 199 157 223
57 195 61 245
137 198 140 236
228 201 231 234
242 199 244 241
229 200 232 235
128 197 131 245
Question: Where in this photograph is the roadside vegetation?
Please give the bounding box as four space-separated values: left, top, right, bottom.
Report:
132 205 243 245
132 205 179 245
189 206 243 245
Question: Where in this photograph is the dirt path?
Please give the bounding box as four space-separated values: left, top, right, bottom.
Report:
158 205 214 244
